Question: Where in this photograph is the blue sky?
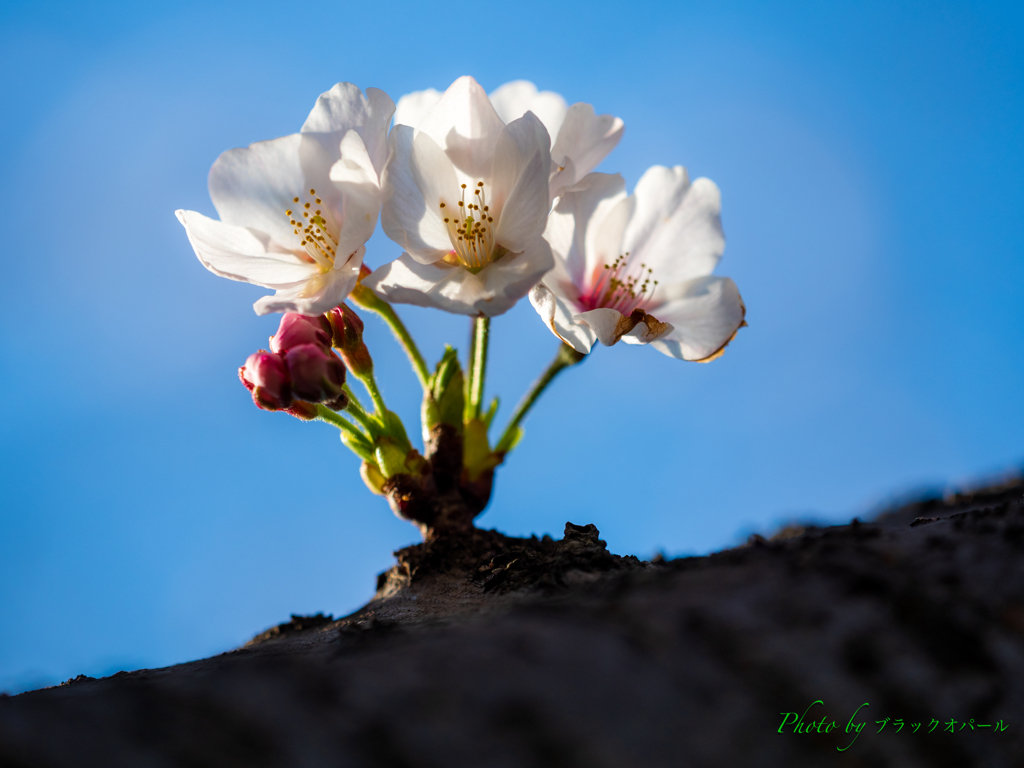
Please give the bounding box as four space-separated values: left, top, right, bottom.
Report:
1 0 1022 692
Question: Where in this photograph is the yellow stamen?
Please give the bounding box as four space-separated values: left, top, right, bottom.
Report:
282 189 340 272
438 180 503 271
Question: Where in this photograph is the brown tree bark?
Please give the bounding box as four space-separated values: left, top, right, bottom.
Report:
2 478 1023 767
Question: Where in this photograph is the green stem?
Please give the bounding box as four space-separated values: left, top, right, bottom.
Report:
465 319 477 422
315 405 372 448
360 373 389 418
342 382 366 413
351 285 430 391
468 316 490 421
342 384 377 435
495 342 586 455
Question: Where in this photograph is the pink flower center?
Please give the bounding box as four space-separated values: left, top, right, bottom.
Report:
578 253 658 313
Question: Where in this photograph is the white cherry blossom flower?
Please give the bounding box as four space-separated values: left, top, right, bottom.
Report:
176 83 394 316
393 80 624 201
365 76 554 316
530 168 746 361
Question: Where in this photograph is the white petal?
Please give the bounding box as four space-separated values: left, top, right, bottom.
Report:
583 191 636 289
365 237 552 317
659 175 725 277
207 86 392 259
253 245 365 316
330 130 378 188
549 103 624 196
381 126 453 263
540 208 581 284
490 112 552 253
619 165 690 258
547 156 576 203
411 132 461 225
176 209 315 288
416 76 505 180
622 167 725 291
301 83 376 133
301 83 395 177
361 87 398 176
394 88 442 128
648 276 745 361
650 177 724 291
475 236 554 315
488 81 568 142
529 282 597 354
574 307 626 347
208 132 311 245
544 172 626 288
361 254 453 308
329 131 384 265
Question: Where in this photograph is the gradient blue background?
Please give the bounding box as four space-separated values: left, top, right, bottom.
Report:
1 0 1021 693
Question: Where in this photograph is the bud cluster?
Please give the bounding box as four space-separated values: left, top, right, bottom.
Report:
239 313 348 416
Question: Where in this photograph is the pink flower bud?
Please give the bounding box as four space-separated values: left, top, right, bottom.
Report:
334 303 365 340
239 351 292 410
285 343 347 404
270 313 332 354
326 304 373 377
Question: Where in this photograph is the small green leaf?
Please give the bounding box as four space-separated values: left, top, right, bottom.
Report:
422 346 464 435
482 397 499 429
495 425 524 456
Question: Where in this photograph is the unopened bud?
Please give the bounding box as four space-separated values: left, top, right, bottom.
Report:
284 343 347 404
339 431 373 461
326 303 363 344
422 346 464 436
374 438 411 478
359 461 387 495
270 312 332 354
327 304 373 377
239 350 292 410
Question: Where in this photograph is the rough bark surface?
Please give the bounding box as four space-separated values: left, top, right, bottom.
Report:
2 479 1024 767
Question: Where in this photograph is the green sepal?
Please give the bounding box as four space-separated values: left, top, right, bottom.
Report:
482 397 499 429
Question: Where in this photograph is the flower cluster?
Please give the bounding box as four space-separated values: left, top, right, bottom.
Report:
177 76 746 537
